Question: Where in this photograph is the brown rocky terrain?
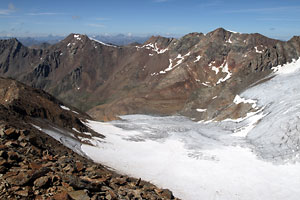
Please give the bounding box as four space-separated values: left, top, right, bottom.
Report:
1 28 300 121
0 77 178 200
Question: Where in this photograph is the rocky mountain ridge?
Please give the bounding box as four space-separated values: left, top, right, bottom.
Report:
1 28 300 121
0 77 178 199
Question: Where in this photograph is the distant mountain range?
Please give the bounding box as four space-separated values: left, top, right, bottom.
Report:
0 34 151 48
0 28 299 122
0 35 64 47
90 34 150 46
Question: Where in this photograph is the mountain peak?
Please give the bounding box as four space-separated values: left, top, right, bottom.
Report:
65 33 88 41
205 27 233 42
289 35 300 43
0 37 22 46
143 35 174 50
145 35 171 43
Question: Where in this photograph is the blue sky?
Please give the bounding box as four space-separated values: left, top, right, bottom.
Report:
0 0 300 40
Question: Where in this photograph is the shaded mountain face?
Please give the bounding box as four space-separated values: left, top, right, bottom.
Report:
0 77 92 135
1 28 300 121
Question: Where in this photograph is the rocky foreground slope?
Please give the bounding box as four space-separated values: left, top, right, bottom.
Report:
0 77 178 199
1 28 300 121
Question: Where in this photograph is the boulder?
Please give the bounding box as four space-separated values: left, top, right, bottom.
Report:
15 189 29 197
68 190 90 200
53 191 71 200
4 128 20 139
33 176 51 188
5 172 31 186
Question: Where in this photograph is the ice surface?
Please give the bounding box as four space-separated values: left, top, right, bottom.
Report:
31 124 85 157
272 58 297 74
241 58 300 162
30 57 300 199
82 115 300 200
78 58 300 200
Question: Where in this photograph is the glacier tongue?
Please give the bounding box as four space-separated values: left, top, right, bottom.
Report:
241 58 300 162
79 58 300 200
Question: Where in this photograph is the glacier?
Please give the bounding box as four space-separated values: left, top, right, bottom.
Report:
34 59 300 200
80 58 300 200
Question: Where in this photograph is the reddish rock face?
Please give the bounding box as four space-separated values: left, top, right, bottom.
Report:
1 28 300 121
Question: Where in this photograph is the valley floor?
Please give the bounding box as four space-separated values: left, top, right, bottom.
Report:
79 116 300 200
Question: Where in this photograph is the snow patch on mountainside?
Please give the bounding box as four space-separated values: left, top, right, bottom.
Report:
74 34 81 40
254 46 263 53
211 66 219 74
201 82 210 87
226 35 233 43
233 95 257 108
89 37 117 47
216 62 232 84
60 105 70 111
136 43 168 54
194 55 201 63
152 52 191 75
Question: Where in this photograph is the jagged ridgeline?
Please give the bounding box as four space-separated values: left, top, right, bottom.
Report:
1 28 300 121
